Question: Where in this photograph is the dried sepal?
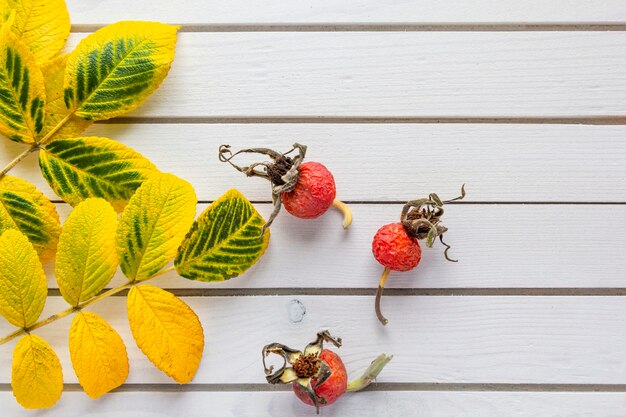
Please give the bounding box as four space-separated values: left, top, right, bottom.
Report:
219 143 307 232
261 330 341 412
400 184 466 261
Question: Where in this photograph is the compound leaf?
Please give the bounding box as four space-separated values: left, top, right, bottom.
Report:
64 21 178 121
12 334 63 409
175 189 269 282
117 173 196 281
69 311 129 399
55 198 118 306
0 19 45 143
127 285 203 383
0 228 46 327
0 175 60 261
39 136 158 211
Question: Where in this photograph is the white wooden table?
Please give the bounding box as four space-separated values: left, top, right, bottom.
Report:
2 1 626 415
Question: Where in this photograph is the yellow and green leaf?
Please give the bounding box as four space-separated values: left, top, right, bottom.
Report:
69 311 129 399
0 175 60 261
64 21 178 121
0 19 45 143
12 334 63 409
55 198 119 306
117 173 196 281
3 0 70 63
175 189 270 282
0 228 46 327
38 136 158 211
39 54 92 142
127 285 203 384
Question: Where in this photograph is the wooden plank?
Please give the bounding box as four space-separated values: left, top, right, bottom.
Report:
66 0 626 25
2 391 626 416
56 32 626 117
38 203 626 289
0 296 624 384
3 124 626 202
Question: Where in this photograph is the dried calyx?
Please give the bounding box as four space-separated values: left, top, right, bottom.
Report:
400 183 466 262
262 330 392 414
262 330 342 411
219 143 352 233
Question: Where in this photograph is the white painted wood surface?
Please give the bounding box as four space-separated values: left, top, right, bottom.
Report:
55 32 626 118
3 124 626 202
2 0 626 415
66 0 626 25
3 392 626 417
1 296 625 384
37 204 626 289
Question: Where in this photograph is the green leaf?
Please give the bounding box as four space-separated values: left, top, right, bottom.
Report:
39 54 92 142
38 136 158 211
0 229 47 328
64 21 178 121
0 176 60 261
55 198 119 306
175 189 270 282
0 18 45 143
117 173 197 281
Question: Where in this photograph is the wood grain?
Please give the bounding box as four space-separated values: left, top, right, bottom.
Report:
0 296 624 385
55 32 626 118
37 203 626 289
66 0 626 25
3 124 625 202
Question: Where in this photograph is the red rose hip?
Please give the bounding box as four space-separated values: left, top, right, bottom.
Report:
219 143 352 232
262 330 392 414
292 349 347 407
372 185 466 325
282 162 336 219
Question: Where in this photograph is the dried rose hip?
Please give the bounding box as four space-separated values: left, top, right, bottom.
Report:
373 185 466 325
219 144 352 233
262 330 392 414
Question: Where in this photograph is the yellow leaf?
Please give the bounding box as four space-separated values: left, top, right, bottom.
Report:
176 189 270 282
55 198 119 306
12 334 63 409
64 21 179 121
39 54 92 142
117 173 196 281
0 228 46 327
4 0 69 63
69 311 129 399
127 284 203 383
39 136 158 211
0 175 60 261
0 19 45 143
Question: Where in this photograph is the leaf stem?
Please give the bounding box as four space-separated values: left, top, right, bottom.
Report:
0 111 74 181
0 144 38 180
0 264 176 346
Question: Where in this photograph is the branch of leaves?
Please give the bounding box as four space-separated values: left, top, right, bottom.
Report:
0 172 270 409
0 0 180 208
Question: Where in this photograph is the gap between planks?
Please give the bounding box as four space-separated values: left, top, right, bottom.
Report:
99 116 626 125
46 288 626 297
71 23 626 33
2 383 626 393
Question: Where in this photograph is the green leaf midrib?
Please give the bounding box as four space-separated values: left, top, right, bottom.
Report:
72 36 152 113
177 202 261 271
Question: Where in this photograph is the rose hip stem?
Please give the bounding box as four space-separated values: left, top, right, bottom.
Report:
373 185 466 325
218 143 352 232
